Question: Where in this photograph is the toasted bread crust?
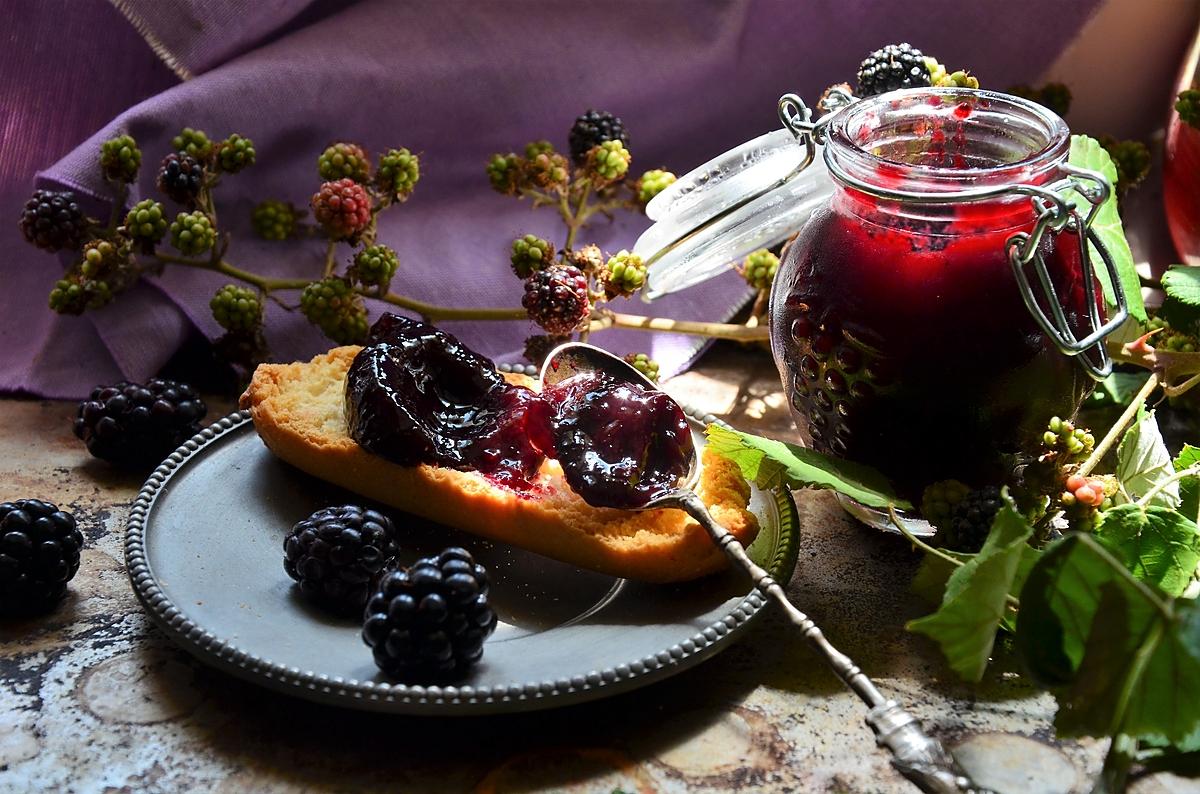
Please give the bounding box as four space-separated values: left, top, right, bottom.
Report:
240 346 758 582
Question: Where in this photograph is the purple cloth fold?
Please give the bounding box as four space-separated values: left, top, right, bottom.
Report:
2 0 1101 399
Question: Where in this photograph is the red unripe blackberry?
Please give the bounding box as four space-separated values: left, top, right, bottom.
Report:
311 178 373 241
522 265 590 336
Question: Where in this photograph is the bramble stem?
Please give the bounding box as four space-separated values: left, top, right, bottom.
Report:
1077 373 1160 477
322 240 337 278
591 311 770 342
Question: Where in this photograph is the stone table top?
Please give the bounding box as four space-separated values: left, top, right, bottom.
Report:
0 345 1193 794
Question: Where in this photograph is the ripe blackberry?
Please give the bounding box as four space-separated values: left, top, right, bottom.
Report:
603 250 646 298
318 142 370 183
99 134 141 183
624 352 660 383
216 134 256 173
157 153 204 205
739 249 779 291
19 190 87 251
300 277 369 344
284 505 398 613
637 169 676 204
569 109 629 165
124 199 168 245
171 127 213 160
486 153 521 195
210 284 262 333
856 43 932 97
510 234 555 279
523 334 569 366
169 211 215 256
73 379 206 467
522 264 590 336
376 148 420 199
0 499 84 615
351 244 400 290
251 200 297 241
311 178 372 241
587 140 631 182
945 486 1003 554
362 547 497 679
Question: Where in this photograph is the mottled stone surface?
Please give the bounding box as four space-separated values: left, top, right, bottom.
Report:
0 346 1187 793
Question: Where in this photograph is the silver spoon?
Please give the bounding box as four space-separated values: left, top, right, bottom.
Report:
541 343 980 794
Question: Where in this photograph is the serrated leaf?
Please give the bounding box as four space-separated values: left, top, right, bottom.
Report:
1065 135 1146 323
1116 408 1180 508
1175 444 1200 526
704 424 911 510
1163 267 1200 309
906 495 1034 681
1089 371 1152 408
1097 503 1200 597
1160 294 1200 339
912 545 1041 633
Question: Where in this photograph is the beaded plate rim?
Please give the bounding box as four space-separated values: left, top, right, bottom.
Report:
124 365 800 714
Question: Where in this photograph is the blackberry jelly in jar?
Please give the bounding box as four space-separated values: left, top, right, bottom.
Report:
769 88 1126 497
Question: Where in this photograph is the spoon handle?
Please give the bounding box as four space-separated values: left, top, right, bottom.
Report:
674 490 983 794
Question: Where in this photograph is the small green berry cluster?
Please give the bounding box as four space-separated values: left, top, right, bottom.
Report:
1006 83 1072 117
376 148 420 201
251 200 298 241
603 250 646 298
170 211 215 256
1042 416 1095 462
218 134 256 174
919 479 970 531
100 135 141 183
1147 316 1199 353
210 284 263 333
1100 136 1151 193
624 352 660 383
511 235 555 279
350 244 400 291
637 169 676 204
300 277 369 345
739 249 779 292
318 142 371 182
1177 89 1200 129
124 199 168 246
924 57 979 90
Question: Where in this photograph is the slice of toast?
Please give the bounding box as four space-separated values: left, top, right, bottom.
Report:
239 346 759 583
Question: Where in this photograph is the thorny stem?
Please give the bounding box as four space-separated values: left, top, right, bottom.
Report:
1077 373 1161 477
322 240 337 279
1135 463 1200 507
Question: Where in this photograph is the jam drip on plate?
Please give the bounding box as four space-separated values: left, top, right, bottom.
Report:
345 314 554 489
546 372 694 509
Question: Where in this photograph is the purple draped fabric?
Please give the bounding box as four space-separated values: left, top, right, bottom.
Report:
2 0 1102 398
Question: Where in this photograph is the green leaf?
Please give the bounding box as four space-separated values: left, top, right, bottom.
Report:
906 495 1034 681
1163 266 1200 309
704 424 911 510
1089 371 1151 408
1097 503 1200 597
1116 408 1180 508
1065 135 1146 323
1015 533 1200 748
1175 444 1200 525
912 545 1041 634
1160 294 1200 338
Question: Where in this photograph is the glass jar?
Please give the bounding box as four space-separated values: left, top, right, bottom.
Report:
769 88 1123 497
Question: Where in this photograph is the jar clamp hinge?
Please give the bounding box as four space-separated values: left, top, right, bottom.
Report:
777 91 1129 382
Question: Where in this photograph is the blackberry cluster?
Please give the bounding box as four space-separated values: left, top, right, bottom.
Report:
351 244 400 290
1178 89 1200 129
217 134 256 173
1042 416 1094 462
569 109 629 165
1100 136 1151 191
19 190 87 251
638 169 676 204
486 153 521 195
311 179 373 241
49 273 112 315
318 142 370 183
522 264 590 335
170 211 215 256
739 249 779 291
100 135 141 183
157 153 205 205
510 234 554 279
624 352 660 383
377 148 420 199
587 140 631 182
525 150 569 191
362 547 497 678
856 43 932 97
944 486 1003 554
920 479 970 530
0 500 84 615
210 284 262 333
171 128 213 160
124 199 168 245
74 379 207 467
523 333 569 366
251 200 297 241
603 250 646 298
300 277 369 344
284 505 398 613
525 140 554 158
79 239 126 287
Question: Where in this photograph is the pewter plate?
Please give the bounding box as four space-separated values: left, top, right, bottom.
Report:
126 408 799 715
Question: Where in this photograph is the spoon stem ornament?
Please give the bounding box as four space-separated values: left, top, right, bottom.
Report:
541 343 984 794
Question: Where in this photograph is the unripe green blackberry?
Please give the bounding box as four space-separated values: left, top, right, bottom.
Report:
1100 136 1151 191
624 353 660 383
376 148 420 199
318 142 370 182
1042 416 1094 461
1177 89 1200 129
172 127 213 160
920 479 970 530
587 140 631 182
300 277 368 344
49 273 112 314
217 134 256 173
739 249 779 291
525 140 554 159
510 234 555 279
210 284 262 333
124 199 167 244
525 150 569 191
100 134 141 182
604 250 646 298
80 238 126 281
251 200 297 241
487 153 521 195
637 169 676 204
351 244 399 290
170 211 215 256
